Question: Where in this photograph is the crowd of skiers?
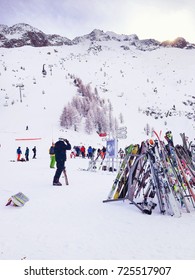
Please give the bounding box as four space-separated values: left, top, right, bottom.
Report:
49 143 107 166
16 146 36 161
69 145 107 160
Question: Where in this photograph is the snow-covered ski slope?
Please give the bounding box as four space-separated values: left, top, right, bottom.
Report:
0 41 195 143
0 40 195 260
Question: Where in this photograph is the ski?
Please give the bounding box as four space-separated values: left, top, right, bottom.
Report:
153 131 182 216
107 144 134 200
114 144 139 199
63 169 69 185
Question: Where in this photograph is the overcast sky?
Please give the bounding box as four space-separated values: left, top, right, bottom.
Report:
0 0 195 42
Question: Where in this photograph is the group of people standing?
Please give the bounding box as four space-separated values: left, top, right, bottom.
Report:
16 146 36 161
16 138 107 187
72 145 92 158
71 145 106 159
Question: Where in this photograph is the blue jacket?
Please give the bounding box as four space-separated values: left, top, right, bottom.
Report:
17 147 22 154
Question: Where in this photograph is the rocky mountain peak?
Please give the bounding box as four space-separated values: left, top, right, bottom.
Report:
0 23 71 48
0 23 194 50
161 37 188 48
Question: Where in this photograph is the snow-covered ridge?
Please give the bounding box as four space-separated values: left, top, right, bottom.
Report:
0 23 195 49
0 23 71 48
72 29 140 44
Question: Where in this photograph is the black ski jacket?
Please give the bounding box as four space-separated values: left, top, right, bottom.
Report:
54 140 71 162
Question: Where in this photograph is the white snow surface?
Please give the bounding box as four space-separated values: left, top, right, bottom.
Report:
0 40 195 260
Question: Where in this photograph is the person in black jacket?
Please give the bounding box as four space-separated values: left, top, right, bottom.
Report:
53 137 71 186
32 146 36 159
25 147 29 161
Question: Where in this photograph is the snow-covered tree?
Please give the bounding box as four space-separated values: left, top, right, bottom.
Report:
60 76 123 134
144 123 150 136
60 103 80 129
119 112 124 124
85 111 94 134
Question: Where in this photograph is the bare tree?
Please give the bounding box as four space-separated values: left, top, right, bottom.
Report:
119 112 124 124
60 76 123 135
144 123 150 136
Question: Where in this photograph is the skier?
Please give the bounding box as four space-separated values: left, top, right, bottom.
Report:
53 137 71 186
49 142 55 168
25 147 29 161
87 146 93 159
74 146 80 157
16 147 22 161
80 145 86 158
101 146 106 159
32 146 36 159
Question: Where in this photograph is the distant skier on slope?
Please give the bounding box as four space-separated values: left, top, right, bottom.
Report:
53 137 71 186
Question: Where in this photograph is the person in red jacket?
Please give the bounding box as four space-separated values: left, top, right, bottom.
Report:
80 145 86 158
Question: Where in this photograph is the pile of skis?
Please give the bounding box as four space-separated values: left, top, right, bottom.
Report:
103 131 195 217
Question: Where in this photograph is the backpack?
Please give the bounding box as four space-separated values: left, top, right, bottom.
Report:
49 146 55 155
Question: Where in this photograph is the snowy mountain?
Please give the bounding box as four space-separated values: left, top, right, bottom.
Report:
72 29 139 43
0 23 72 47
1 23 195 50
0 28 195 145
0 23 195 261
160 37 195 49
